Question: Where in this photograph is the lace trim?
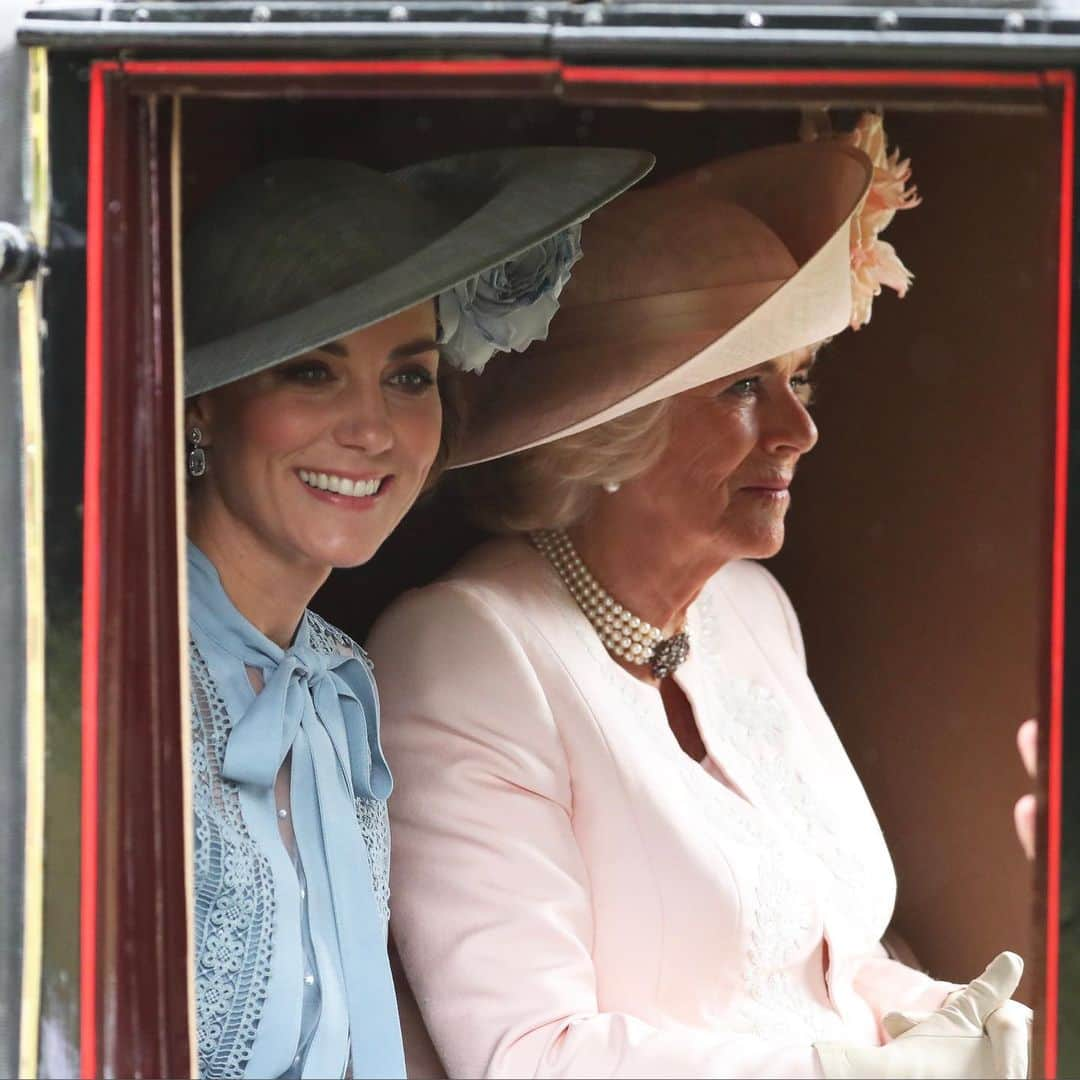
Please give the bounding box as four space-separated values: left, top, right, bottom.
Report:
191 615 389 1079
308 610 376 671
355 797 391 920
191 637 276 1080
307 612 391 920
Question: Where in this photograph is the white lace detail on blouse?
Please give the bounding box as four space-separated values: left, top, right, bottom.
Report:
545 568 892 1045
190 617 391 1080
354 797 391 920
306 613 392 920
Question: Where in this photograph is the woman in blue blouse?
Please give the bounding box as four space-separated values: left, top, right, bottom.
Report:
181 150 652 1080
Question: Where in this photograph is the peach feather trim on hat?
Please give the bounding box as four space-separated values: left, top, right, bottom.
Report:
810 111 922 330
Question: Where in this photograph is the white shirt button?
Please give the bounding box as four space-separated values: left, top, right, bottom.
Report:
304 973 316 986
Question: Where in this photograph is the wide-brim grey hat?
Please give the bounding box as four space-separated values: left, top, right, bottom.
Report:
183 147 654 397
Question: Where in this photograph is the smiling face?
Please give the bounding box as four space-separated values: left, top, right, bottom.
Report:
186 302 443 578
623 346 820 563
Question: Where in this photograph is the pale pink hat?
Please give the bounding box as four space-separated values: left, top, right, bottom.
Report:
449 140 873 467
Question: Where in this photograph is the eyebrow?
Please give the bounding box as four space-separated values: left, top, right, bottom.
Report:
741 349 819 378
311 337 443 361
389 338 444 360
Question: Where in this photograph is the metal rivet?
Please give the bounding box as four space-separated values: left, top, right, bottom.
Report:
582 5 604 25
251 4 272 21
876 9 899 31
388 4 409 21
133 7 150 20
527 4 547 23
741 11 764 29
1003 10 1026 32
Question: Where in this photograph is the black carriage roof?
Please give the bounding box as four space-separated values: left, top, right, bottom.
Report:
15 0 1080 62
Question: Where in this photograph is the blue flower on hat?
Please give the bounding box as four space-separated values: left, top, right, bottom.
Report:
439 223 583 374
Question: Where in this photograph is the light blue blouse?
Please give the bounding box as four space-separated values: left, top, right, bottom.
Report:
188 542 405 1080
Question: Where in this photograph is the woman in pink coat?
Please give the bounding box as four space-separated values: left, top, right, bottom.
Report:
367 121 1032 1079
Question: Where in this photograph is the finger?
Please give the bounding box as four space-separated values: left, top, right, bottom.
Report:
1017 719 1038 778
950 953 1024 1028
881 1010 923 1040
1015 794 1037 861
987 1003 1032 1080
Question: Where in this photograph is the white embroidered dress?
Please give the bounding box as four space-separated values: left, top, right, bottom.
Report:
367 538 953 1078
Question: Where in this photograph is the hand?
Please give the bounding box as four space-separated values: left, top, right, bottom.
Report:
885 959 1033 1080
1014 719 1037 860
815 952 1031 1079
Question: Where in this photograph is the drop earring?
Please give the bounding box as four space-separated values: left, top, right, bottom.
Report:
602 481 621 494
187 426 207 478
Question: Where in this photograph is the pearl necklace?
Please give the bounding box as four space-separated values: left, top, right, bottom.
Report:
530 528 690 680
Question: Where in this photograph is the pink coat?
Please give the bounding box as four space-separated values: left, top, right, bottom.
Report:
367 538 953 1078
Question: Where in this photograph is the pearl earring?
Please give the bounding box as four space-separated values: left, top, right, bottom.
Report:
602 480 621 494
187 426 207 478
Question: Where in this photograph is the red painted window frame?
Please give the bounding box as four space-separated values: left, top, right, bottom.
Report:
82 58 1073 1079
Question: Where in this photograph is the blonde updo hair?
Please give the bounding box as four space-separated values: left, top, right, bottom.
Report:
451 398 672 534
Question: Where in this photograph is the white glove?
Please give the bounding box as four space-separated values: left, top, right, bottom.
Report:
815 952 1032 1079
884 962 1033 1080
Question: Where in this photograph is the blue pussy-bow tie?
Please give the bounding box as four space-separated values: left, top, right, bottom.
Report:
220 637 386 798
187 543 404 1079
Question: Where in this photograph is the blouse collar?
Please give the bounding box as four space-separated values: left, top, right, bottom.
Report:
186 540 391 800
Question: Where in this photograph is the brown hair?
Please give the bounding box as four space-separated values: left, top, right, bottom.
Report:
422 369 466 493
